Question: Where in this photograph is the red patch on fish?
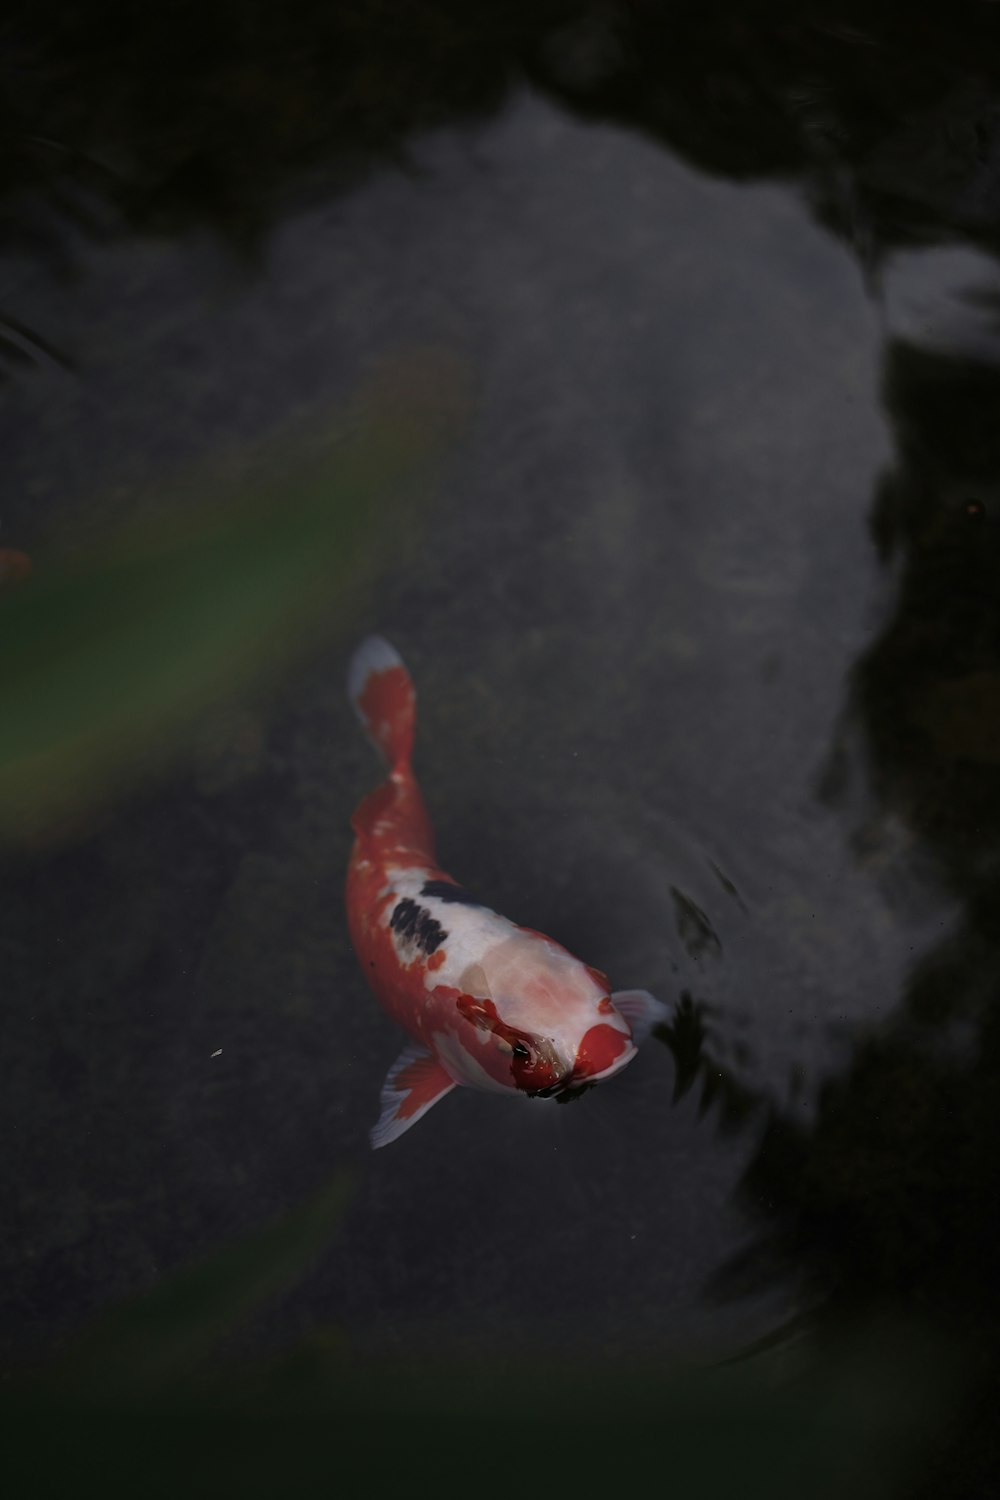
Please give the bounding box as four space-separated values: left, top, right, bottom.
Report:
357 664 414 768
574 1023 630 1079
456 993 498 1029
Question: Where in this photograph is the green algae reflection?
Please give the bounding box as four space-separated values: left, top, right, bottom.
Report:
0 357 466 846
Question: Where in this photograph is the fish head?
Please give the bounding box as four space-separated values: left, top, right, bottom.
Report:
454 994 569 1094
465 941 639 1097
505 1020 638 1096
500 1014 637 1096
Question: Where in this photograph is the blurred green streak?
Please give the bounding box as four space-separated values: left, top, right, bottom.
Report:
0 359 464 844
57 1174 352 1393
0 1166 951 1499
5 1311 949 1500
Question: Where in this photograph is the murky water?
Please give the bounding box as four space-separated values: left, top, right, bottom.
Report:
4 6 1000 1493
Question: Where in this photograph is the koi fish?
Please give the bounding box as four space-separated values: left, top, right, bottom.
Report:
346 637 667 1147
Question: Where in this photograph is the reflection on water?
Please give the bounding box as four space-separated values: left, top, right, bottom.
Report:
6 3 1000 1493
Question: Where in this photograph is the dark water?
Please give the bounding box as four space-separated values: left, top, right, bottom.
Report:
4 3 1000 1492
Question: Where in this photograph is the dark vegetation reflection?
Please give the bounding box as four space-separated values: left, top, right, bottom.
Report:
6 2 1000 258
7 2 1000 1494
688 338 1000 1500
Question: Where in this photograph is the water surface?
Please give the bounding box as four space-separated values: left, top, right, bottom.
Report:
4 6 1000 1492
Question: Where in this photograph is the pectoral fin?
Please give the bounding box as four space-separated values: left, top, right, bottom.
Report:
371 1043 457 1149
612 989 669 1043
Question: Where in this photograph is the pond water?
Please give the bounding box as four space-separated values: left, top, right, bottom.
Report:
4 5 1000 1494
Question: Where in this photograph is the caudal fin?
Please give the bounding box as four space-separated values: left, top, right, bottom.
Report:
348 635 416 769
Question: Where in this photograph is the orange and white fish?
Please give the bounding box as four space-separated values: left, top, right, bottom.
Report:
346 637 667 1147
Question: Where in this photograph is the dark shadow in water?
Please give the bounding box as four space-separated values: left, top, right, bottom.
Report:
4 2 1000 259
654 337 1000 1498
4 2 1000 394
527 2 1000 274
4 0 1000 385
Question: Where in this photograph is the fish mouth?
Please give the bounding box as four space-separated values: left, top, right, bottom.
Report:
526 1079 571 1099
526 1073 597 1102
524 1033 638 1098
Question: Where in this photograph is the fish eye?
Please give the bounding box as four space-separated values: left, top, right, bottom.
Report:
512 1041 531 1061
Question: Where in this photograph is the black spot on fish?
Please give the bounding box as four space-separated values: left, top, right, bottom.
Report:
389 897 420 933
389 897 447 955
421 880 485 908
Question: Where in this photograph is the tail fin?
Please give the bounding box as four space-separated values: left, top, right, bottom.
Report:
348 636 416 769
